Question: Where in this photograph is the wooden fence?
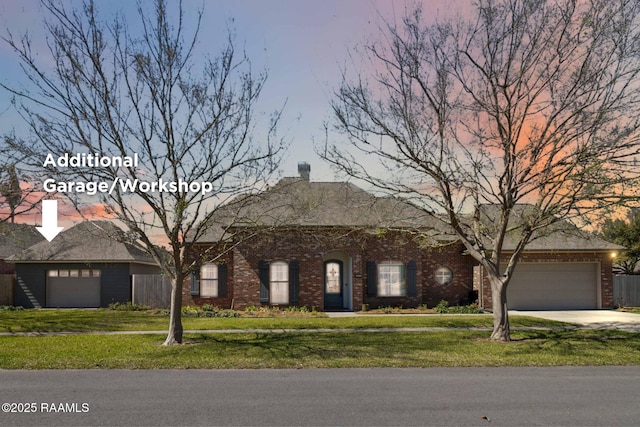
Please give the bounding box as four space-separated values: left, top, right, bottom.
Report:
613 275 640 307
0 275 14 306
132 275 172 309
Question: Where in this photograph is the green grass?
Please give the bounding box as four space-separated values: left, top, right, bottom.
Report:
0 309 637 369
620 307 640 314
0 309 569 332
1 329 638 369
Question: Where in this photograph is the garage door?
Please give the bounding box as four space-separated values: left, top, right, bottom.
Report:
507 263 599 310
46 270 101 308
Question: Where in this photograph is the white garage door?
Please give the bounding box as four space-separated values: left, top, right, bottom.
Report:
46 270 101 308
507 263 599 310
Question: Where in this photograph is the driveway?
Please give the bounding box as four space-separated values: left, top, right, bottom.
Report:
510 310 640 332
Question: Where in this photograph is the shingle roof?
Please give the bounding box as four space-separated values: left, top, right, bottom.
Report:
196 176 621 253
0 222 46 259
476 204 623 252
8 220 157 264
196 177 445 242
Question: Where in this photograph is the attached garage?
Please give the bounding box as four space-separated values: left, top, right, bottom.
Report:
507 263 599 310
46 269 101 308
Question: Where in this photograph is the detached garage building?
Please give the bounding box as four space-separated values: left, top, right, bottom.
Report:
10 221 160 308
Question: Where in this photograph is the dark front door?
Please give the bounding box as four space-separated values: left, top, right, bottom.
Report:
324 260 343 309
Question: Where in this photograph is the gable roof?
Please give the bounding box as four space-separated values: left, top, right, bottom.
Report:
0 222 46 259
8 220 157 264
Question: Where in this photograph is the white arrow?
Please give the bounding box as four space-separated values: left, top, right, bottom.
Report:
36 199 64 242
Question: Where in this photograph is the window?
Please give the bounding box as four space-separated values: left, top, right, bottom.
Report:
435 267 453 285
325 262 341 294
378 262 406 296
200 264 219 297
47 269 101 278
270 261 289 304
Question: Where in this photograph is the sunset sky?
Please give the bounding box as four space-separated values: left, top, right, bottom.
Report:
0 0 461 185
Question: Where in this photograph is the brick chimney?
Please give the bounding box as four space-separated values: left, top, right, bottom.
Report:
298 162 310 181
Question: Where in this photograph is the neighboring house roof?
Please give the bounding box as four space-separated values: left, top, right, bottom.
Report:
0 222 46 259
8 220 157 264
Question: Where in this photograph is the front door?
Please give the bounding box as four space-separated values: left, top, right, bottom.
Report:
324 260 343 309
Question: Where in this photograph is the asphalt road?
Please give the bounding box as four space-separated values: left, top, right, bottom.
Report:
1 367 639 426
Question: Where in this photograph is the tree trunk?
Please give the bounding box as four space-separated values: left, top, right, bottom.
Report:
488 275 510 342
163 276 183 346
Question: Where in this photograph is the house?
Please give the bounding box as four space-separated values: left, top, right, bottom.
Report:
183 163 621 312
9 221 160 308
0 222 45 305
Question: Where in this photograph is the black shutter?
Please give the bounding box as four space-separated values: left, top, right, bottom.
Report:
190 269 199 296
289 260 299 305
407 261 417 297
218 264 228 298
367 261 377 297
259 260 269 303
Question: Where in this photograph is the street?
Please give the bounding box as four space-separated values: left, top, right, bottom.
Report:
1 367 639 426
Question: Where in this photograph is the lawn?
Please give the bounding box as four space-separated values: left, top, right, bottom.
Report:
0 308 566 332
2 309 638 369
620 307 640 315
1 329 639 369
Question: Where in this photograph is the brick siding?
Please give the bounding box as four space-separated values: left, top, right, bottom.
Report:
183 230 614 312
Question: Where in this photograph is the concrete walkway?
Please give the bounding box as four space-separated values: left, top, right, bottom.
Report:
2 310 639 336
510 310 640 332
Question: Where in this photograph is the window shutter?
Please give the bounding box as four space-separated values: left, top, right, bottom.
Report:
366 261 377 297
259 260 269 303
407 261 417 297
218 264 228 298
190 270 199 296
289 260 299 305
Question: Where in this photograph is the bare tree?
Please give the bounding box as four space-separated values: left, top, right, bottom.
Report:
0 136 44 223
324 0 640 340
1 0 284 345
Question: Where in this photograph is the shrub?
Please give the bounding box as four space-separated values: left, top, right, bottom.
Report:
108 302 150 311
0 305 24 311
447 304 483 314
435 300 483 314
435 300 450 314
284 306 309 313
201 304 216 312
181 305 239 318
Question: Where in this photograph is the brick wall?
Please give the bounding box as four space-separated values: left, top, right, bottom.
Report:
230 228 366 310
181 245 234 308
182 228 477 311
421 243 476 308
182 230 614 312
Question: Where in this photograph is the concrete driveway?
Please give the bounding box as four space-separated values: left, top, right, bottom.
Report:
510 310 640 332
